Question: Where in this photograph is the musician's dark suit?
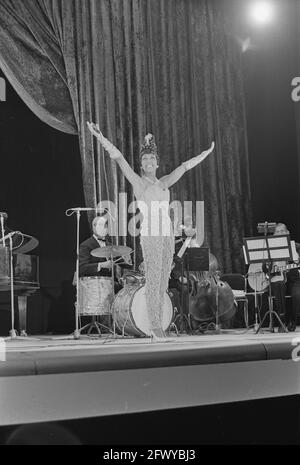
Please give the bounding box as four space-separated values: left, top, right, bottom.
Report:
79 236 112 277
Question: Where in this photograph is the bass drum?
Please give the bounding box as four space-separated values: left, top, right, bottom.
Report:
112 285 174 337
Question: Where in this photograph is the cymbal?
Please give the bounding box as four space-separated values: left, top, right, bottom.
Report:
91 245 132 258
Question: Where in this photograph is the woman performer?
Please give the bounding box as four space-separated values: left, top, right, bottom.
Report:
87 122 214 340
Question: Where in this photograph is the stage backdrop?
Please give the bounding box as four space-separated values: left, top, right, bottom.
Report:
0 0 252 272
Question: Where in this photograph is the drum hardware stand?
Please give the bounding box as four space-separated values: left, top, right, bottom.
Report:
167 320 179 336
78 314 112 337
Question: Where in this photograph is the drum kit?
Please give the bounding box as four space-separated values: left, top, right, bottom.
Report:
65 207 175 340
78 245 175 338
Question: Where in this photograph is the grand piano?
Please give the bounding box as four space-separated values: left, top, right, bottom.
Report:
0 213 39 336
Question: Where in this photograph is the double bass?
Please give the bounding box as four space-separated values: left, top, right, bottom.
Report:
176 227 235 327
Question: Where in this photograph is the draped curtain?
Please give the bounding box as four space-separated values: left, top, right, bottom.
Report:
0 0 252 272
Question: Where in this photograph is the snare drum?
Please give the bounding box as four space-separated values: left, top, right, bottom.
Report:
121 270 145 287
112 285 174 337
78 276 113 315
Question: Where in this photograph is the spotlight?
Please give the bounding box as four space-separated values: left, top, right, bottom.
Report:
249 1 274 25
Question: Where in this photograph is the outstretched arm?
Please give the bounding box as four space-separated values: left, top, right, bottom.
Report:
159 142 215 189
87 122 143 194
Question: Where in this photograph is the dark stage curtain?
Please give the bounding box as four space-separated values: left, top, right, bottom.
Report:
0 0 252 272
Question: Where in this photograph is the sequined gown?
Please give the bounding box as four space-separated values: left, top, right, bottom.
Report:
136 180 174 333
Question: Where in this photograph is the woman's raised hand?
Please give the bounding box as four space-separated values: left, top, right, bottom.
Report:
87 122 122 159
183 141 215 171
194 141 215 165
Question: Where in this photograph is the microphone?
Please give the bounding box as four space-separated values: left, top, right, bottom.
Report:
0 231 21 241
67 207 98 211
6 231 21 237
66 207 116 221
65 207 100 217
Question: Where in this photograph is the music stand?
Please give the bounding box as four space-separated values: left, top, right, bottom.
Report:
243 234 292 333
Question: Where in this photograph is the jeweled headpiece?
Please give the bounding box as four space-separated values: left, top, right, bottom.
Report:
139 133 159 162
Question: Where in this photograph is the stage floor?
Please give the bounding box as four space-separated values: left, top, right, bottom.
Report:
1 328 300 426
3 327 300 350
2 326 300 374
4 326 300 349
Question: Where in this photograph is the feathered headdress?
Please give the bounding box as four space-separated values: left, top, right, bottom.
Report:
139 133 159 162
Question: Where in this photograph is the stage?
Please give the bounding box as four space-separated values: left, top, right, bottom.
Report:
1 328 300 427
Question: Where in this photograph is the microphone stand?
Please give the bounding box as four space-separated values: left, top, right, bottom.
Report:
5 233 37 341
0 215 5 247
110 251 116 337
52 209 83 340
8 234 17 339
62 209 81 339
74 210 81 339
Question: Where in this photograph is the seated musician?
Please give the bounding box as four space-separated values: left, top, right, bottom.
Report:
270 223 300 332
79 214 131 282
169 221 236 331
79 214 114 278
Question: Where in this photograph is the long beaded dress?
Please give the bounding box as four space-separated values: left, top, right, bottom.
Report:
135 179 174 333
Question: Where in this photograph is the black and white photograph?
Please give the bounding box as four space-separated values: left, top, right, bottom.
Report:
0 0 300 448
